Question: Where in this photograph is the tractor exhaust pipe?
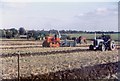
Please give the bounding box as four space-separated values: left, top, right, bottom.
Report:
94 32 96 40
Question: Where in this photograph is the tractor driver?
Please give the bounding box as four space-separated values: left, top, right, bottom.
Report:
54 34 57 40
101 34 106 41
101 34 109 42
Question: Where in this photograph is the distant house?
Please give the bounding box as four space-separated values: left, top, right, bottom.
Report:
19 35 27 39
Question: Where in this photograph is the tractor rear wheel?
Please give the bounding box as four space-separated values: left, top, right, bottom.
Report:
109 41 116 51
42 41 46 47
100 43 106 51
42 41 49 47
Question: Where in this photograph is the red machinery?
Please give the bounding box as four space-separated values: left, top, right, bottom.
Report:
42 31 61 47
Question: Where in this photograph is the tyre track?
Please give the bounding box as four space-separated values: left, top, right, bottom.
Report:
1 48 89 58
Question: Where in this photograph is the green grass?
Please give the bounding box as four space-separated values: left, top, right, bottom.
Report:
64 33 119 41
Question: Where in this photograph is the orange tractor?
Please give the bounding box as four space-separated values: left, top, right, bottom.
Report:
42 31 61 47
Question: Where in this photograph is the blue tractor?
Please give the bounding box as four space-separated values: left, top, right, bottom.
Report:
89 34 116 51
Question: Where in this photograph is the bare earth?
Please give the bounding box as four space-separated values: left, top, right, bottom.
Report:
0 40 119 80
1 48 119 79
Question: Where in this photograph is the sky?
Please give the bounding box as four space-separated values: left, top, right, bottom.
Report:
0 0 119 31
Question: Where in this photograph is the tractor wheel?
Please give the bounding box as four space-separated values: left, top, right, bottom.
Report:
69 42 73 47
89 45 94 50
49 42 53 47
42 41 49 47
100 43 106 51
68 42 71 47
42 41 46 47
56 42 60 47
109 41 116 51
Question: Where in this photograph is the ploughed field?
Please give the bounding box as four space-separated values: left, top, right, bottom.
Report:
0 40 119 80
0 40 42 49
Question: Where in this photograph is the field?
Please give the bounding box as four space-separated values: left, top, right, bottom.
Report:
0 39 120 80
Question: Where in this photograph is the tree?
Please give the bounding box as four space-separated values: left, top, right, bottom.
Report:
10 28 18 38
6 29 12 38
0 29 3 37
27 30 34 39
32 30 41 40
19 27 26 35
27 30 45 40
0 29 6 38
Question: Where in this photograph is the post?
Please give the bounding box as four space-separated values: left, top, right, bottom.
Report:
18 53 20 81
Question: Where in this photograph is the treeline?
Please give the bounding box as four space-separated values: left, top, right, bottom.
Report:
59 30 119 34
0 27 48 40
0 28 119 39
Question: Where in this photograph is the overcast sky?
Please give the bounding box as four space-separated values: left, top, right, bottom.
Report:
0 0 119 31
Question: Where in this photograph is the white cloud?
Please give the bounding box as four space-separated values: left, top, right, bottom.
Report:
95 8 118 16
77 13 85 16
73 7 118 31
96 8 108 12
75 7 118 18
96 8 108 15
